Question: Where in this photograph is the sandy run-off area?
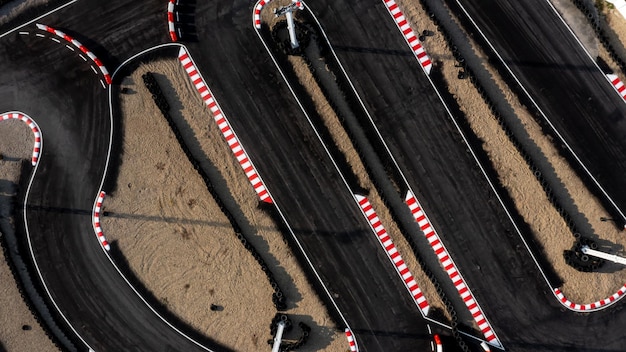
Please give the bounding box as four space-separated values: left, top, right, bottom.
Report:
395 0 626 304
103 57 346 351
0 120 59 352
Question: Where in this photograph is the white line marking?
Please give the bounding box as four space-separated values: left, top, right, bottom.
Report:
65 44 74 51
90 66 97 74
18 31 29 35
35 33 44 37
50 37 60 43
454 0 626 225
107 43 215 351
252 4 424 349
303 1 506 345
0 0 79 39
79 54 87 62
100 80 106 89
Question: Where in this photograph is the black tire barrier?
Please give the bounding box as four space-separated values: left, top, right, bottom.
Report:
570 0 626 73
0 211 77 349
142 73 288 308
565 236 605 272
278 10 470 347
452 329 461 340
268 314 311 351
423 0 586 240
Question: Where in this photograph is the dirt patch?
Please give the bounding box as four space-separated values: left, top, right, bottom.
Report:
604 2 626 44
104 57 345 351
395 0 626 304
0 233 58 352
0 119 59 352
0 0 51 27
0 119 32 161
263 0 449 321
285 52 448 317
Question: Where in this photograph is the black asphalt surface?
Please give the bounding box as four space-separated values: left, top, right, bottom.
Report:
0 22 221 352
6 0 626 351
186 1 433 350
452 0 626 225
305 0 626 351
0 1 227 351
0 0 434 351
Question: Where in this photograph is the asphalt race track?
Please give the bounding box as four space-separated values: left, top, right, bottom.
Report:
305 0 626 350
0 0 433 351
452 0 626 226
186 1 434 350
2 0 626 351
0 21 222 352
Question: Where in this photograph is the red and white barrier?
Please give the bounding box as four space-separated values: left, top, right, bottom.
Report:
93 191 111 251
178 48 272 203
405 190 500 347
1 112 42 166
167 0 177 42
382 0 432 75
355 195 430 315
607 74 626 101
345 328 357 352
35 24 112 85
253 0 273 29
481 341 491 351
554 285 626 312
433 334 443 352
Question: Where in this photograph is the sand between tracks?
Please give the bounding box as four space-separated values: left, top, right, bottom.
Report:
0 120 58 352
397 0 626 304
103 59 345 351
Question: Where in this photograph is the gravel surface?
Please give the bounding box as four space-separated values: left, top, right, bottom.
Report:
0 120 58 352
397 0 626 303
102 58 345 352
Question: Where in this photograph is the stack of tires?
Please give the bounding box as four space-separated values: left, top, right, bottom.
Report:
267 313 311 351
142 72 288 310
563 234 604 272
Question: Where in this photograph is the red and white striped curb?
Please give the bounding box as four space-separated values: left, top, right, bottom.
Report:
355 194 430 315
178 47 272 203
345 328 357 352
607 74 626 101
405 190 501 347
1 112 41 166
35 24 112 85
382 0 432 75
433 334 443 352
253 0 302 29
93 191 111 251
253 0 272 29
554 284 626 311
167 0 177 42
481 341 492 351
